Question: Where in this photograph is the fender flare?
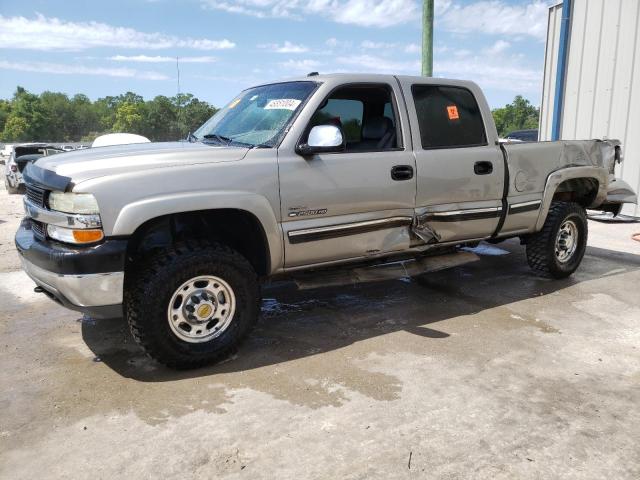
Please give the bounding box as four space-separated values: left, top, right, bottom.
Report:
535 166 607 231
112 190 283 273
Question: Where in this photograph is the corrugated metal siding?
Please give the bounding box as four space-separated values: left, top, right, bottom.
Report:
539 3 563 141
540 0 640 215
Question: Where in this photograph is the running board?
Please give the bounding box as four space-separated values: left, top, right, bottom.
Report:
293 251 480 290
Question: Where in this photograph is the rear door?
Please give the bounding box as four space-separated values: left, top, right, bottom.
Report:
401 81 505 243
277 80 416 268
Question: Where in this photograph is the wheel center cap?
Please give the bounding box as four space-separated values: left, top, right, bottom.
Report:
196 303 213 319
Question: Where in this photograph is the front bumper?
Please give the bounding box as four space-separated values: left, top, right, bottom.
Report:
15 220 127 318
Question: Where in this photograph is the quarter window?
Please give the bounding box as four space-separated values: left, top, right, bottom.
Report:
412 85 486 149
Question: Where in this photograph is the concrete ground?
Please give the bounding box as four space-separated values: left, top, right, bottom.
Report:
1 183 639 480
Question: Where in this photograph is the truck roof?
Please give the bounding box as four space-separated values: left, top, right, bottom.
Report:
257 73 480 90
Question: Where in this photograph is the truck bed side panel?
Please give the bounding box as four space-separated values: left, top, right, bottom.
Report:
500 139 611 235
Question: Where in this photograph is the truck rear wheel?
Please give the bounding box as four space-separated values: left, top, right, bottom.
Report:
525 201 588 278
125 241 260 369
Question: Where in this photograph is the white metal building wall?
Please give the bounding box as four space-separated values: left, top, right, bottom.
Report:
540 0 640 215
539 3 563 142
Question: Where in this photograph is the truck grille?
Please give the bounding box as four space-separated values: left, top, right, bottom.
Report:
31 220 47 240
26 184 46 207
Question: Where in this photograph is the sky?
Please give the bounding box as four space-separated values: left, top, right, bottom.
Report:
0 0 556 109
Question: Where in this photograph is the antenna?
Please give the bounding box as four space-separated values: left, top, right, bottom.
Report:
176 56 181 96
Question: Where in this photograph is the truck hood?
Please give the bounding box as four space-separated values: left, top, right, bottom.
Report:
33 141 250 184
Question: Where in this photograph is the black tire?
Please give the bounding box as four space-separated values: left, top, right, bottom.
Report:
526 201 588 278
4 177 20 194
125 241 260 369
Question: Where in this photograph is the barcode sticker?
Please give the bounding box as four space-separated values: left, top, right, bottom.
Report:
264 99 301 110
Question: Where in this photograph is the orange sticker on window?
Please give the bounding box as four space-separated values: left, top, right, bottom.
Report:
447 105 459 120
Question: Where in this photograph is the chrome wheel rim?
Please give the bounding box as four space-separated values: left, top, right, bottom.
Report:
555 220 578 263
167 275 236 343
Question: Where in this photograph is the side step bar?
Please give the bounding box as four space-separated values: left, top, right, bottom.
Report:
292 251 480 290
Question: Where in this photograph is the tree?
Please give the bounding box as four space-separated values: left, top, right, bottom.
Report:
0 100 11 135
172 93 217 139
69 94 100 140
2 116 29 141
40 91 72 141
2 87 48 141
491 96 540 138
0 86 218 143
113 101 145 134
144 95 178 141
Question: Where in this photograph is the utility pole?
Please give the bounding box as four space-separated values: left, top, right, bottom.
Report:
422 0 434 77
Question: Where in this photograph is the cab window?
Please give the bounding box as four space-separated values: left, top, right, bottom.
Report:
411 85 486 149
308 84 400 152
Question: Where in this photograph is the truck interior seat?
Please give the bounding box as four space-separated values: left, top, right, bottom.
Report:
354 116 395 151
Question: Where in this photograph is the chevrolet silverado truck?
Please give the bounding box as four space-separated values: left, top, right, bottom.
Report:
16 74 637 369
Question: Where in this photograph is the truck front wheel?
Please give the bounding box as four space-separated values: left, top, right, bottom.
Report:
125 241 260 369
525 201 588 278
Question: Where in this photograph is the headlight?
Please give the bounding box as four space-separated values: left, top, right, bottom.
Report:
47 225 104 244
48 191 100 214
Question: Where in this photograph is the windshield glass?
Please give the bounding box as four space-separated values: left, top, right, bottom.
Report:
193 81 317 147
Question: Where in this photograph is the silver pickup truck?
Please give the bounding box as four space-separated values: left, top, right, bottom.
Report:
16 73 637 369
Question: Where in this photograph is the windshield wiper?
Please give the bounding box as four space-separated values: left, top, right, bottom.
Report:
202 134 234 145
186 132 198 143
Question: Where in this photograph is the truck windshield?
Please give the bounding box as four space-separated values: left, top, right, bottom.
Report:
193 81 317 148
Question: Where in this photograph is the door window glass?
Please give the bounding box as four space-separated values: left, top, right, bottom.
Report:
311 99 363 143
308 85 400 152
411 85 486 149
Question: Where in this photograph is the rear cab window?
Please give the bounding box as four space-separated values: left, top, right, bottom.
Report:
411 85 487 149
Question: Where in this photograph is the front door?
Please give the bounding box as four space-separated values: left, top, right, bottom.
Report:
278 81 416 268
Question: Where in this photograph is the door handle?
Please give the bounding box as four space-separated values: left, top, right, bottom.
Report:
391 165 414 181
474 161 493 175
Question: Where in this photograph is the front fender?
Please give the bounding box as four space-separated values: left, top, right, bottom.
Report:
535 166 608 231
112 191 283 274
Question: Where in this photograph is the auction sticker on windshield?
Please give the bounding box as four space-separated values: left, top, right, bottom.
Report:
264 99 301 110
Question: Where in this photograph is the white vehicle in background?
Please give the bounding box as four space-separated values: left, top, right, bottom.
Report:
61 145 75 152
91 133 150 148
1 144 15 159
4 143 63 194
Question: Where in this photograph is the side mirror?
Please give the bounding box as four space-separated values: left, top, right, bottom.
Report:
296 125 345 156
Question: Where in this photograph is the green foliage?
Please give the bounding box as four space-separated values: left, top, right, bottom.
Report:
491 96 540 138
0 86 218 143
113 102 145 133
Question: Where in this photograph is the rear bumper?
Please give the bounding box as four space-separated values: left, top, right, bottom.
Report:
15 220 126 318
605 178 637 205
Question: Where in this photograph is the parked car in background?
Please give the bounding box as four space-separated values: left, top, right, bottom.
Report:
505 129 538 142
61 145 75 152
5 143 63 194
1 143 16 160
